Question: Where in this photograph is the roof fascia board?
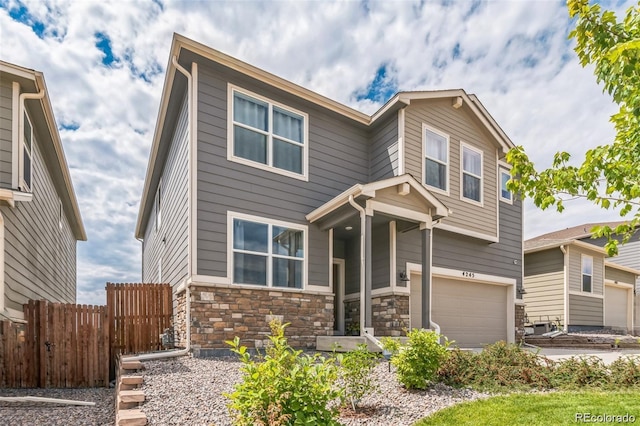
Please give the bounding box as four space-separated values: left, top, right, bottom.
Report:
0 61 37 81
306 184 364 223
525 240 607 255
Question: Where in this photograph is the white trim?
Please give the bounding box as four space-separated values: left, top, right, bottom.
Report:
328 228 334 292
397 108 405 175
367 200 432 225
604 261 640 276
227 211 309 290
581 254 593 293
19 108 34 192
227 84 309 182
432 266 517 286
602 282 634 332
389 221 396 291
604 280 635 290
498 160 512 170
499 167 513 205
188 274 332 295
569 290 604 299
11 82 19 189
421 123 450 196
459 141 483 207
562 244 569 331
434 222 499 243
344 287 411 300
190 62 199 277
333 258 346 334
0 212 4 315
155 178 162 232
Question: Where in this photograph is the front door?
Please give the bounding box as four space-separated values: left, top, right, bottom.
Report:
333 259 345 335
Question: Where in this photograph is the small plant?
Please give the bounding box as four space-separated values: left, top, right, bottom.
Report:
608 355 640 387
391 328 449 390
379 336 401 355
346 321 360 336
336 344 379 411
550 355 608 389
225 319 342 426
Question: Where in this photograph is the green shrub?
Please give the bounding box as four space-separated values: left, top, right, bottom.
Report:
391 329 449 390
607 355 640 388
225 319 342 426
437 342 553 391
550 355 608 389
379 336 401 354
336 344 379 411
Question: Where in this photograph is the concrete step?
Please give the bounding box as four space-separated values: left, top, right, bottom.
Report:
116 409 147 426
316 336 382 352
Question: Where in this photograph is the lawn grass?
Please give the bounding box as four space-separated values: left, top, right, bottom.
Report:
416 390 640 426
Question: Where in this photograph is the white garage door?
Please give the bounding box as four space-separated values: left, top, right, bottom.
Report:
431 277 508 347
605 285 629 329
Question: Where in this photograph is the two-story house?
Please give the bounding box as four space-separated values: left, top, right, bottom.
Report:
0 61 86 321
135 34 524 355
524 223 639 335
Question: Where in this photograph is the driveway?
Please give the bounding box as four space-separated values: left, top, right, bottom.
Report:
533 347 640 365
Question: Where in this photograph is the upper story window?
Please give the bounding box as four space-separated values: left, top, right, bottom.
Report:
581 255 593 293
229 86 308 181
231 213 305 289
422 124 449 194
461 143 483 204
21 111 33 191
499 168 512 204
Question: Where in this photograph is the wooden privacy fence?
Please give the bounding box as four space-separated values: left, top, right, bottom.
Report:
0 300 109 388
106 283 173 374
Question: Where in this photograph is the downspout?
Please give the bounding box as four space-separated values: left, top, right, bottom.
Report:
127 56 194 362
18 89 45 189
560 245 568 332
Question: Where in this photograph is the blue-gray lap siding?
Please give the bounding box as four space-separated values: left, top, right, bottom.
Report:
196 64 370 286
142 93 190 291
0 79 13 188
397 198 523 291
369 115 398 181
1 130 76 311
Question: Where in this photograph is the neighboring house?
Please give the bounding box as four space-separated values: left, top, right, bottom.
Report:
524 234 639 334
0 61 86 322
135 34 524 354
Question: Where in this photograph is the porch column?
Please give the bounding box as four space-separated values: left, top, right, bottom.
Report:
420 223 431 329
364 213 373 328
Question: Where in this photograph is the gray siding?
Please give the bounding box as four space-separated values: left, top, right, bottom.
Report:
524 249 563 276
404 99 498 237
369 114 398 181
195 64 369 286
0 79 13 188
1 129 76 311
345 236 359 295
372 223 390 290
568 245 604 295
142 93 190 291
396 198 522 289
569 294 603 326
604 266 636 286
580 236 640 291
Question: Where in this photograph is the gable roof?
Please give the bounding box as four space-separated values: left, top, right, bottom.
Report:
0 61 86 241
528 221 628 242
136 33 514 238
524 238 606 255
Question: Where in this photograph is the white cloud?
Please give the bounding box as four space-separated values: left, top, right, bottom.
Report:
1 0 633 305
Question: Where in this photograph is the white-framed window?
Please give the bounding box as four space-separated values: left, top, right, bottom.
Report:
20 110 33 192
422 124 449 194
229 212 306 289
499 168 512 204
228 85 308 181
155 181 161 232
581 255 593 293
460 143 483 204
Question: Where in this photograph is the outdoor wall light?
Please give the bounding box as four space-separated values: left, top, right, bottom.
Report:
345 226 353 231
399 271 410 282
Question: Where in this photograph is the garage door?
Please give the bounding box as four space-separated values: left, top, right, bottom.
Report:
605 285 629 329
430 277 508 347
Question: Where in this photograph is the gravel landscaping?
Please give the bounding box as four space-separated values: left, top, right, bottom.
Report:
138 355 487 425
0 387 114 425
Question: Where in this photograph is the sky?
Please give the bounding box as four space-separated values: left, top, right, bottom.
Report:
0 0 634 306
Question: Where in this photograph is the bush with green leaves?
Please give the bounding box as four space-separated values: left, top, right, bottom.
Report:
336 344 379 411
437 342 553 392
608 355 640 388
225 319 342 426
550 355 609 389
391 328 449 390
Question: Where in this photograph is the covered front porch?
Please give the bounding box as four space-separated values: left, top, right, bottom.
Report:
307 174 449 343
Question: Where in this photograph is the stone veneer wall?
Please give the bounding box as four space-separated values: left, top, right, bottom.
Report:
515 303 526 343
175 291 187 348
187 286 334 354
344 294 409 336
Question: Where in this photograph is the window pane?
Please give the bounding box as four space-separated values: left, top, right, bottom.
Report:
463 174 480 201
582 257 593 275
23 112 32 151
273 139 302 174
233 219 268 252
23 151 31 189
234 93 267 130
463 147 481 176
582 275 592 292
272 226 303 257
273 107 303 143
501 172 511 200
425 158 446 190
234 126 267 164
234 253 267 285
425 130 447 162
272 258 303 288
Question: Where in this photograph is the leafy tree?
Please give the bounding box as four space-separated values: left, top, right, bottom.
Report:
507 0 640 255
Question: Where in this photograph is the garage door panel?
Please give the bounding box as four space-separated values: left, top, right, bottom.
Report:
432 278 507 347
605 285 628 328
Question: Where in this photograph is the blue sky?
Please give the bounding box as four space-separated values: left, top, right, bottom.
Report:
0 0 633 305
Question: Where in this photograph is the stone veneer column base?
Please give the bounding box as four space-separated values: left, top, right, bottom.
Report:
187 286 334 352
515 303 525 343
343 293 409 337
